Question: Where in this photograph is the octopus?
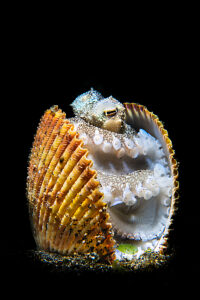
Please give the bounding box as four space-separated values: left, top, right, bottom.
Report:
68 88 177 259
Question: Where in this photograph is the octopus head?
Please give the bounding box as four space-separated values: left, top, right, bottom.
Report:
71 88 126 133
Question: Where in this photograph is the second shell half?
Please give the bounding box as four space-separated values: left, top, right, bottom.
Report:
27 89 179 263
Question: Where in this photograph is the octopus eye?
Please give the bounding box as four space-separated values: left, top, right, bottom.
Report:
104 107 118 117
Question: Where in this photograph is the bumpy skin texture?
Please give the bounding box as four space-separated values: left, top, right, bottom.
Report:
71 88 128 133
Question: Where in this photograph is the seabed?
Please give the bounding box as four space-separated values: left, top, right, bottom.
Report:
30 249 173 274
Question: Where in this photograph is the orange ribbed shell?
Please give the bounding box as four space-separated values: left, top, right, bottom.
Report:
27 106 115 262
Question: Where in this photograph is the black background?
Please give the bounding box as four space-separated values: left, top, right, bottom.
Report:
2 14 196 296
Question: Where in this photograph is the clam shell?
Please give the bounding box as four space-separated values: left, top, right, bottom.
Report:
27 106 115 262
27 100 179 264
124 103 179 252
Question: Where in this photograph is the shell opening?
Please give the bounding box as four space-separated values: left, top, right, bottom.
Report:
69 114 174 260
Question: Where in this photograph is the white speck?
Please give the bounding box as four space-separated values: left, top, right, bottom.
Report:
157 148 165 159
139 129 151 138
164 186 172 197
123 184 137 205
123 183 131 202
102 186 113 203
140 232 147 241
158 224 165 236
154 163 166 178
152 186 160 196
116 148 125 158
72 122 79 131
145 177 160 196
143 189 153 200
133 232 141 240
156 175 173 189
142 149 147 156
144 242 154 251
123 253 134 261
110 197 123 207
135 182 143 197
129 148 139 158
161 198 171 207
164 207 171 217
93 129 103 145
80 133 88 144
115 249 123 260
112 137 121 150
135 247 144 258
131 194 137 204
102 141 112 153
152 239 158 247
124 137 134 149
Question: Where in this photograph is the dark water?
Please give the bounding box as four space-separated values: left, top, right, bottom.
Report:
2 47 196 296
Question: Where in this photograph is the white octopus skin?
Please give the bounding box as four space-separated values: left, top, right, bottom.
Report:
69 89 174 259
69 116 173 258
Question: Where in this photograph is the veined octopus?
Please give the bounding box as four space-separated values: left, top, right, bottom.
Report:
69 88 177 260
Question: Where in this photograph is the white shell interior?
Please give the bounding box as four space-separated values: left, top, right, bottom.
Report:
69 116 173 260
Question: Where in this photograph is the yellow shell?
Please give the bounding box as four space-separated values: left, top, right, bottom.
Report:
27 94 179 264
27 106 115 262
